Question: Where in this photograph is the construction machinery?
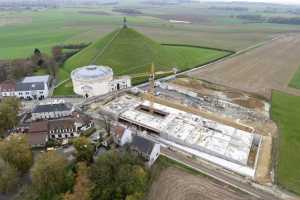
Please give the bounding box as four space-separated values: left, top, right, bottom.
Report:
130 63 177 113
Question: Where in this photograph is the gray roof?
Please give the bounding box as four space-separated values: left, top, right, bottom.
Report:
131 135 155 155
22 75 50 84
16 82 44 91
32 103 72 113
71 65 113 80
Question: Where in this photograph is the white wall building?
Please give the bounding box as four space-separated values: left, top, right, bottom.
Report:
15 82 49 100
130 135 160 167
0 75 50 100
71 65 131 97
32 103 73 121
113 125 133 146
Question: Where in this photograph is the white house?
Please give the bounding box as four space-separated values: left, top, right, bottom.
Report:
15 82 49 100
130 135 160 167
46 118 93 140
113 126 133 146
0 75 51 100
111 76 131 92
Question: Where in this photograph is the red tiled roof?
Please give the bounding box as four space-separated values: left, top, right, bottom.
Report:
27 132 47 146
0 80 16 92
114 126 125 139
72 111 91 124
28 121 49 146
29 121 49 133
48 118 75 131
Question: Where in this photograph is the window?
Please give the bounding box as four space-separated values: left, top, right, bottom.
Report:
39 91 43 94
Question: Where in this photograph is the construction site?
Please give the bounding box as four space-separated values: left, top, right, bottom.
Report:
88 66 276 182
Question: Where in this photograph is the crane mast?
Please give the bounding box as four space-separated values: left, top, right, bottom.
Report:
129 63 177 114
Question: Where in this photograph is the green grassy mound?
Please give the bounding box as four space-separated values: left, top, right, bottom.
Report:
271 91 300 194
55 27 230 96
63 27 229 75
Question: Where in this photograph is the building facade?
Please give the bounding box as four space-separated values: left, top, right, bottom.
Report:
71 65 131 97
48 118 94 140
0 75 51 99
111 76 131 92
0 80 16 97
130 135 160 167
113 125 133 146
27 114 94 146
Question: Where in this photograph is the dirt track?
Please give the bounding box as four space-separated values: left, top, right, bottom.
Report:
147 167 258 200
188 34 300 99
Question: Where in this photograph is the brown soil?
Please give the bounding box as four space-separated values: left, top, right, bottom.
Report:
255 136 273 183
147 167 259 200
171 77 266 110
233 97 264 110
188 34 300 99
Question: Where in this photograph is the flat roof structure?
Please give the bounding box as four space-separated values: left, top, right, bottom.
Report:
22 75 50 83
104 95 259 167
32 103 73 113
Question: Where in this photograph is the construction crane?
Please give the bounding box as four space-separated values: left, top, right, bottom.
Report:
130 63 177 113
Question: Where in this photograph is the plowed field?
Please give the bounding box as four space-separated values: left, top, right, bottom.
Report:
188 34 300 99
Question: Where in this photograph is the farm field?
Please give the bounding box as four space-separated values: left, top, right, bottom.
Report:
188 34 300 99
2 3 300 60
289 65 300 89
271 91 300 194
147 167 258 200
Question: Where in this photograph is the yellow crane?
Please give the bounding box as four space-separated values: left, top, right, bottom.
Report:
130 63 177 113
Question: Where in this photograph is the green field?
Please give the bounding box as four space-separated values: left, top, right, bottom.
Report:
289 66 300 89
53 27 229 96
1 2 300 60
271 91 300 194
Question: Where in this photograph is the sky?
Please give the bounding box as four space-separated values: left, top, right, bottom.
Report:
203 0 300 5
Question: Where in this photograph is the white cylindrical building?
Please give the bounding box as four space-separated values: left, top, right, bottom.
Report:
71 65 113 97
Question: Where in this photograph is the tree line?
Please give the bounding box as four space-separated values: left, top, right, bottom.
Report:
0 44 88 82
235 14 300 25
0 97 21 138
0 135 150 200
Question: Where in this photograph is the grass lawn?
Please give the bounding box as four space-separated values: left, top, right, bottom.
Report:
153 155 203 176
289 65 300 89
33 68 49 75
53 80 74 96
271 91 300 194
